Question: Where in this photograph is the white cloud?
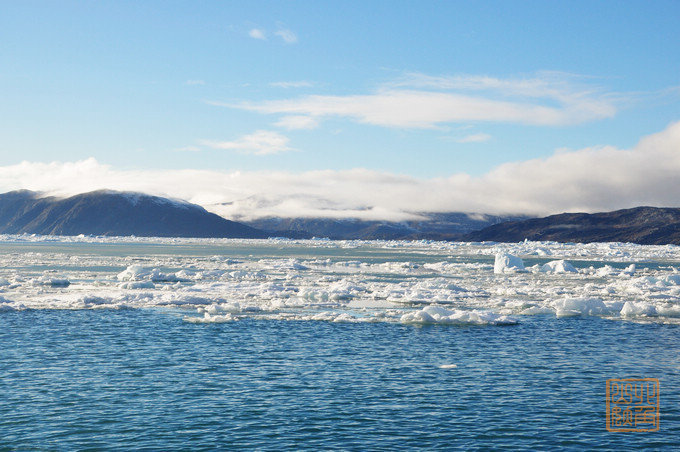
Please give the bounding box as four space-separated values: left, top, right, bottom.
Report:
248 28 266 40
185 79 205 86
456 133 491 143
275 115 319 130
200 130 293 155
219 72 617 129
2 121 680 220
274 28 297 44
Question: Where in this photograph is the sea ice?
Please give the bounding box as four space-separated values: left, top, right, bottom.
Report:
552 297 609 317
540 260 577 274
2 236 680 325
400 305 517 325
494 253 525 274
620 301 658 317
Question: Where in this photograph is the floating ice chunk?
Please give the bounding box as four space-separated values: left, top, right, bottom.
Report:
117 265 151 281
117 265 186 283
400 305 517 325
439 364 458 369
596 264 636 278
119 281 155 289
520 306 554 315
35 274 70 287
332 313 358 322
494 253 525 274
184 312 238 323
552 297 608 317
540 260 577 274
596 265 617 277
621 264 636 276
304 311 361 322
657 304 680 318
620 301 657 317
174 269 196 280
78 296 111 306
200 302 241 315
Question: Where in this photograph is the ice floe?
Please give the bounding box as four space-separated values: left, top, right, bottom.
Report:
0 236 679 324
494 253 525 274
540 260 577 274
400 306 517 325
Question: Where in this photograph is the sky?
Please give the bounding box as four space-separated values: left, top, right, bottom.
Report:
1 0 679 220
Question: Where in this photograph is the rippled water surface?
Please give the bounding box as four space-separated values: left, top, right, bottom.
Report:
1 237 679 449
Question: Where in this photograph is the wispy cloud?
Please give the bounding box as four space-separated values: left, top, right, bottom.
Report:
248 27 298 44
3 122 680 220
275 115 319 130
200 130 293 155
270 80 314 89
219 72 617 129
248 28 266 40
174 145 201 152
185 79 205 86
456 133 492 143
274 28 297 44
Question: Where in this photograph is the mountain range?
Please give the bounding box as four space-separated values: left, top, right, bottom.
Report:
244 213 527 241
465 206 680 245
0 190 524 240
0 190 266 238
1 190 679 245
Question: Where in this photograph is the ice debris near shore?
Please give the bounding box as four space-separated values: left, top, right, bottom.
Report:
1 237 680 324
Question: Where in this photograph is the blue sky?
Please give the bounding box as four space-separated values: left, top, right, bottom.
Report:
1 1 679 218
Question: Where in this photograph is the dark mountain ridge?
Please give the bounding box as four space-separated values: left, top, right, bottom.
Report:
0 190 267 238
245 212 528 241
465 206 680 245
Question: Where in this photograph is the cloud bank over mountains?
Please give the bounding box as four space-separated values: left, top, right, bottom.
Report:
1 121 678 221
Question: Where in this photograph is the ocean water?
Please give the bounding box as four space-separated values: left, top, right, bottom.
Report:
1 236 679 449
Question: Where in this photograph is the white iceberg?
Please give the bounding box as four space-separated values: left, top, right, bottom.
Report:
540 260 577 274
552 297 609 317
494 253 525 274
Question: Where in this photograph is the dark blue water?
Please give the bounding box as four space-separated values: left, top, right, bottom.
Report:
1 310 678 450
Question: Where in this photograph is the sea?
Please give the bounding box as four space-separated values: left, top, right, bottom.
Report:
0 235 678 450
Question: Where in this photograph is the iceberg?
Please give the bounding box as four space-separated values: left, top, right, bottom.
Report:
552 297 609 317
540 260 577 274
494 253 525 274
